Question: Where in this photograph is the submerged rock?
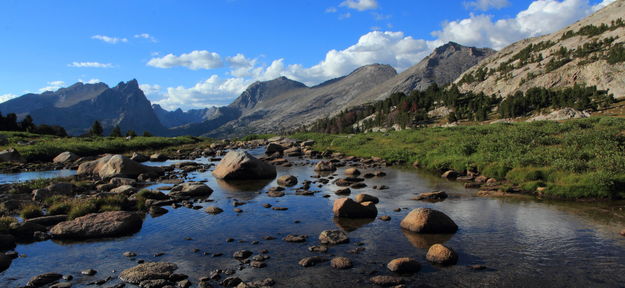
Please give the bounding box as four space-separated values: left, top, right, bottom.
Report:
277 175 298 187
212 151 277 180
400 208 458 234
369 275 404 286
319 230 349 245
169 183 213 197
330 257 353 269
412 191 448 201
298 256 329 267
50 211 143 239
27 273 63 287
387 257 421 273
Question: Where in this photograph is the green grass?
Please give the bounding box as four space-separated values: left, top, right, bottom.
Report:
19 204 43 219
292 117 625 199
0 131 201 162
47 194 136 219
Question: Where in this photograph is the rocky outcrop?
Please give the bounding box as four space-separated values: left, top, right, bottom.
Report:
50 211 143 239
77 154 163 179
212 150 276 180
527 108 591 122
400 208 458 234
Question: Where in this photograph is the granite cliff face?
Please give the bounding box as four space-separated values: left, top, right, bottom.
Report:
0 80 165 135
455 0 625 99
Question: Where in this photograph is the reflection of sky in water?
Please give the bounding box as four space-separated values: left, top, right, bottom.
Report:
1 154 625 287
0 169 76 184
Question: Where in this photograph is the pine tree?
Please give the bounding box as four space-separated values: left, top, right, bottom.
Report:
126 130 137 137
90 120 103 137
110 125 122 137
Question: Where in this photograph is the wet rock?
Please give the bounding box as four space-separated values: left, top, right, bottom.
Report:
47 182 75 196
0 254 11 272
468 264 487 270
319 230 349 245
387 258 421 273
330 257 353 269
335 188 351 195
272 207 288 211
250 261 266 268
9 221 46 241
77 154 163 179
81 268 97 275
369 275 404 286
119 262 178 284
50 211 143 239
283 234 307 242
53 151 79 163
25 215 67 227
212 151 277 180
27 272 63 287
441 170 459 180
411 191 448 201
400 208 458 234
620 229 625 237
110 177 137 186
169 183 213 197
110 185 136 195
221 277 242 287
277 175 298 187
355 193 379 204
0 234 16 251
298 256 329 267
314 161 336 172
150 153 168 162
49 282 72 288
308 245 328 253
474 175 488 184
267 190 285 197
0 148 23 163
233 250 253 260
344 168 361 176
204 206 224 214
350 182 367 189
131 152 150 162
265 143 285 155
139 279 174 287
149 206 168 216
333 198 377 218
426 244 458 265
124 251 137 257
178 279 192 288
379 216 391 221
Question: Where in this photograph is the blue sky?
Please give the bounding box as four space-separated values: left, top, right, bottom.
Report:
0 0 614 110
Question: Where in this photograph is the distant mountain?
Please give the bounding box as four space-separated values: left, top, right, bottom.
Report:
0 80 166 135
455 0 625 98
357 42 495 103
152 104 221 128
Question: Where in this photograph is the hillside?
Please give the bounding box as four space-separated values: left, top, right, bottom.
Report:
0 80 166 135
456 0 625 98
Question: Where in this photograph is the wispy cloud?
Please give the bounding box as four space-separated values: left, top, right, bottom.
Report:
0 94 17 103
147 50 224 70
68 62 114 68
38 81 66 93
325 7 337 13
464 0 510 11
91 35 128 44
340 0 378 11
134 33 158 42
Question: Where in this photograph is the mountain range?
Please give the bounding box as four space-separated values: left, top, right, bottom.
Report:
1 0 622 137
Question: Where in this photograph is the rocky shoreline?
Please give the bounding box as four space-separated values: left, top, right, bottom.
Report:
0 137 623 287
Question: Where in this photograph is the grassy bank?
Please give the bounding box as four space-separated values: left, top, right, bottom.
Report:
0 131 202 162
293 117 625 200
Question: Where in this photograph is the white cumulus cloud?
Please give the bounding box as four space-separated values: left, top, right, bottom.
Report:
78 78 101 84
139 84 162 97
91 35 128 44
340 0 378 11
0 94 17 103
68 62 113 68
147 50 224 70
153 76 250 110
38 81 66 93
465 0 510 11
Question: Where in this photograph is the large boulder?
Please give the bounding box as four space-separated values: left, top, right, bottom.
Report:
77 154 163 179
212 151 276 180
426 244 458 265
0 148 22 162
169 183 213 197
333 198 377 218
52 151 79 163
400 208 458 234
50 211 143 239
119 262 178 284
265 143 285 155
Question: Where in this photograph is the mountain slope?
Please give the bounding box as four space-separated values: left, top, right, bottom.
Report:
0 80 166 135
455 0 625 98
357 42 495 103
202 64 398 137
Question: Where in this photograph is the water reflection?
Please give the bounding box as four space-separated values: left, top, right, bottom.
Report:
333 217 375 232
0 169 76 184
215 178 273 200
402 229 455 249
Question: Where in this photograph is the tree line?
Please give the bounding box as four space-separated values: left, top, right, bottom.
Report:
0 112 67 136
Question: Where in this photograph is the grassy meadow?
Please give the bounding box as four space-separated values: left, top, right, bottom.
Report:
293 117 625 199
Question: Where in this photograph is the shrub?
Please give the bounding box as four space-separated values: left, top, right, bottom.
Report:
48 201 72 215
20 204 43 219
0 216 17 233
67 200 97 220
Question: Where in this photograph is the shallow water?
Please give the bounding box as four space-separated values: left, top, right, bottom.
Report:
2 151 625 287
0 169 76 184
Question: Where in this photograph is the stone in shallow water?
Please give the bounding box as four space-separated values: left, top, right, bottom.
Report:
387 257 421 273
50 211 143 239
330 257 353 269
27 273 63 287
426 244 458 265
399 208 457 234
119 262 178 284
369 275 404 286
298 256 329 267
319 230 349 245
